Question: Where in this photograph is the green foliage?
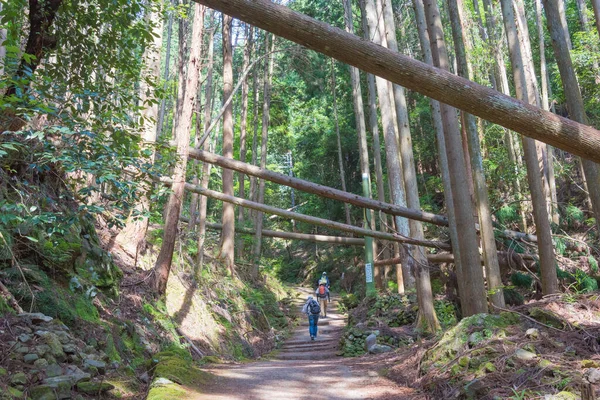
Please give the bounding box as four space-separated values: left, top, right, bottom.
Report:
434 300 457 329
510 272 533 289
589 256 599 274
497 204 519 225
564 205 584 228
571 269 598 293
503 288 524 306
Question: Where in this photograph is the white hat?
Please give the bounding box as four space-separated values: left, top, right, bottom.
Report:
307 295 313 300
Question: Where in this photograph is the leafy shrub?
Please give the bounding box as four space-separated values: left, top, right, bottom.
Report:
510 272 533 288
434 300 458 328
497 204 519 225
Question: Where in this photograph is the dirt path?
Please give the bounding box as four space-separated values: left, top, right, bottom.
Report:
187 288 419 400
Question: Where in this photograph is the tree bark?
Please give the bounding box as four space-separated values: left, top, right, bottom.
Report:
249 34 262 214
0 0 62 132
422 0 488 316
592 0 600 39
381 0 439 331
252 33 275 278
220 14 236 276
412 0 465 305
362 0 414 290
447 0 505 309
544 0 600 235
196 18 215 274
192 0 600 163
236 24 253 259
187 149 449 226
0 3 6 77
160 177 452 249
330 59 352 226
500 0 558 295
153 3 205 294
157 6 175 140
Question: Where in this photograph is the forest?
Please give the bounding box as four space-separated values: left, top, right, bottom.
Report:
1 0 600 398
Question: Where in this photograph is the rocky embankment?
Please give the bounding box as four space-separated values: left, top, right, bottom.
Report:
1 312 117 399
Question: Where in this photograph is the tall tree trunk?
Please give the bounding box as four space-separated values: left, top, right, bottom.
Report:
153 3 205 294
252 34 275 279
592 0 600 38
196 18 215 274
116 0 165 260
481 0 528 231
544 0 600 235
422 0 488 316
361 0 414 290
1 0 62 132
413 0 466 310
0 2 6 77
220 14 236 276
249 35 262 213
381 0 439 331
447 0 505 309
342 0 379 293
534 0 560 225
500 0 558 295
157 6 175 140
236 24 253 259
330 60 352 226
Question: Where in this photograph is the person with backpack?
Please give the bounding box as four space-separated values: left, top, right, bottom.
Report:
317 272 330 289
301 295 320 340
315 283 329 318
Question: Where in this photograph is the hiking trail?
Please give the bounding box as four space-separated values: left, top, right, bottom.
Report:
189 288 418 400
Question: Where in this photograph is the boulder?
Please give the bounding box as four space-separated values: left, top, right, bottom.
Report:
10 372 28 386
368 344 393 354
45 364 63 378
365 334 377 352
29 385 56 400
39 332 66 362
584 368 600 384
83 359 106 374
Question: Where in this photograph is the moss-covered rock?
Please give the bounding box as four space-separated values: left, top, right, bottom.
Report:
75 381 115 393
152 351 209 387
528 308 565 329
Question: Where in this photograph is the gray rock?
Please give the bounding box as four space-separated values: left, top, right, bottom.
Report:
16 346 30 354
83 359 106 374
45 363 63 378
76 381 115 393
526 328 540 339
368 344 393 354
29 385 56 400
43 371 90 388
10 372 28 386
18 333 32 343
152 377 175 386
34 359 49 369
140 372 150 383
35 344 50 356
585 368 600 384
56 331 70 345
24 353 39 363
18 313 53 323
515 349 538 361
62 344 78 354
39 332 66 361
365 333 377 352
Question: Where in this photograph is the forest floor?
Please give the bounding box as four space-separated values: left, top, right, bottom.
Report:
183 288 423 400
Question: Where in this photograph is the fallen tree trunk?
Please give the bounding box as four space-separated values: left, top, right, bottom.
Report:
192 0 600 163
158 176 451 250
374 251 536 266
187 148 448 226
180 217 366 245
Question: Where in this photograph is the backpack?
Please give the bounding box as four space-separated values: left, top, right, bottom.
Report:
308 299 321 315
318 285 326 296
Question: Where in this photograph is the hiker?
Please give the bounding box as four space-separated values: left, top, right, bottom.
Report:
302 295 320 340
317 271 330 289
315 283 329 318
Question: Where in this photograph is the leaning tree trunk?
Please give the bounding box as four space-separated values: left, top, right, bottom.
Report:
381 0 440 331
330 60 352 226
252 34 275 279
544 0 600 236
153 3 205 294
361 0 414 290
236 24 253 259
220 13 236 276
500 0 558 295
447 0 505 309
422 0 488 316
